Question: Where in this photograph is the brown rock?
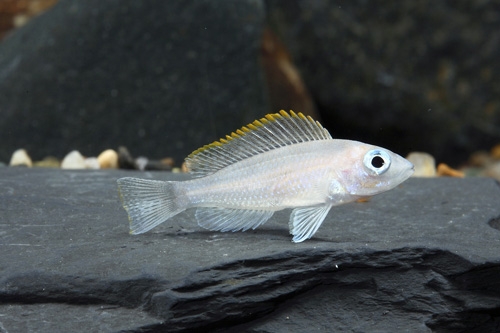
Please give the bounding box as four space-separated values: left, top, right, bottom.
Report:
144 159 173 171
160 157 175 168
436 163 465 178
0 0 59 40
261 28 318 120
33 156 60 168
468 150 492 167
490 144 500 160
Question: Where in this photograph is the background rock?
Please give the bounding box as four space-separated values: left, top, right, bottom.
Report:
0 0 266 163
265 0 500 165
1 0 500 166
0 0 58 39
0 168 499 332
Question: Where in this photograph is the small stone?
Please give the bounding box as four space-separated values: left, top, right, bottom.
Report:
172 167 182 173
468 150 492 167
84 157 100 169
160 157 175 168
484 161 500 181
436 163 465 178
33 156 60 168
97 149 119 169
145 160 173 171
9 149 33 167
61 150 86 169
118 146 136 169
461 167 483 177
181 161 189 173
135 157 148 171
406 152 436 177
490 144 500 160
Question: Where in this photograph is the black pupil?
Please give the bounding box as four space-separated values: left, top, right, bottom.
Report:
371 156 385 168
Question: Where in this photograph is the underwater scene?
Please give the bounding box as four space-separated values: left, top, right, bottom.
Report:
1 1 499 332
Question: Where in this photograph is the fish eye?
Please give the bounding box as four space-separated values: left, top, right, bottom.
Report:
371 155 384 168
363 150 391 175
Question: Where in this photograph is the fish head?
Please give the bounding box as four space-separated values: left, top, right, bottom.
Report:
342 144 414 197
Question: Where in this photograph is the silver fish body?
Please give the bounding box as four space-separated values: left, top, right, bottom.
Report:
118 111 414 242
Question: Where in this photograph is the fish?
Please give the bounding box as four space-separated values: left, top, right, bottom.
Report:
117 110 414 243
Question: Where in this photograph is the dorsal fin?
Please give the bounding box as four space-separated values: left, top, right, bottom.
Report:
184 110 332 177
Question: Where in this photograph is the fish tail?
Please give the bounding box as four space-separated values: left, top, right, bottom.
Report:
117 177 186 234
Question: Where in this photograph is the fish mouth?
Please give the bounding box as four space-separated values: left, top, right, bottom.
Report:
407 161 416 176
399 163 415 182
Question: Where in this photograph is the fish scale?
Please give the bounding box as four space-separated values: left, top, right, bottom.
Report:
182 142 333 209
117 110 414 242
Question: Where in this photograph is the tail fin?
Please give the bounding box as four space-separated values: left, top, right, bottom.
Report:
117 177 186 234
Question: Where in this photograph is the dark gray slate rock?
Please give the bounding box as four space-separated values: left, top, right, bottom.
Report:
0 0 266 163
1 168 500 332
266 0 500 165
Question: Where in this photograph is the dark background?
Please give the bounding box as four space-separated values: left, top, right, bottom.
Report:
1 0 499 167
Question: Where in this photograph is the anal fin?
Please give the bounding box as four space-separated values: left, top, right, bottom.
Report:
195 207 274 232
289 204 332 243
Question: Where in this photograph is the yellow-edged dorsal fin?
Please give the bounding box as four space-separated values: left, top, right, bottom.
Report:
185 110 331 177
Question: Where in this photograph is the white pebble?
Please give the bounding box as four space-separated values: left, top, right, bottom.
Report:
406 152 436 177
484 161 500 181
84 157 100 169
135 157 148 171
9 149 32 167
61 150 86 169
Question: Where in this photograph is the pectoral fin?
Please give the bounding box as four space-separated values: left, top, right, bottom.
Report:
289 204 332 243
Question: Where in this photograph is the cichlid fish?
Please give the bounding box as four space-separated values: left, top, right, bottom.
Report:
117 110 414 243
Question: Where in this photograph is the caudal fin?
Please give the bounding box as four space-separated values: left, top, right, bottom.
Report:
117 177 185 234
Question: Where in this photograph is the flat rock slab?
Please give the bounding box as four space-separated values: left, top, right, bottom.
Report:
0 168 499 332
